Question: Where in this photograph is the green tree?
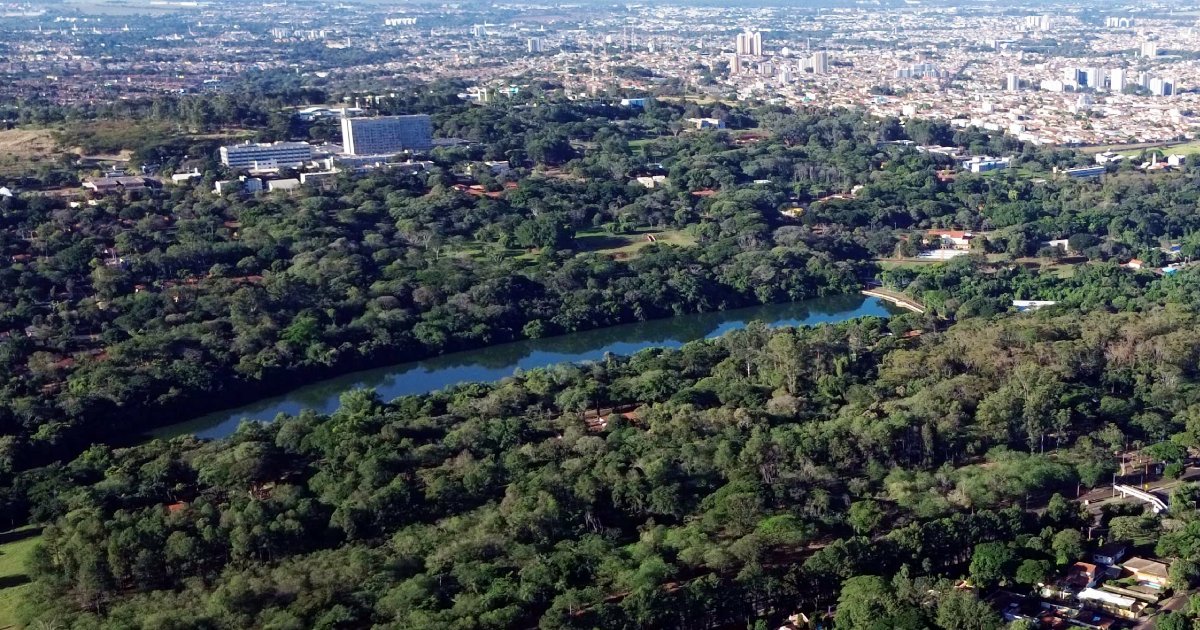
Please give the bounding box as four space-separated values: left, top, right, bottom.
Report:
1051 529 1084 565
969 542 1015 589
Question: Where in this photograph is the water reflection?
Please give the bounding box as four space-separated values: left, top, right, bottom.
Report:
155 294 900 440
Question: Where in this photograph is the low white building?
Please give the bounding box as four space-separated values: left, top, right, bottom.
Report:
267 178 301 192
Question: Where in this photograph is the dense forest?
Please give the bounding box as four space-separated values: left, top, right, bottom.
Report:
8 81 1200 627
17 308 1200 628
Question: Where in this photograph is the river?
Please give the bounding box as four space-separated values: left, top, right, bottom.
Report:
152 293 903 440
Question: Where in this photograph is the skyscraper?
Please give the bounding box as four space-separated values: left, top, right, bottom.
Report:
527 37 543 53
735 29 763 56
1083 68 1104 89
1005 73 1019 91
340 115 433 156
812 50 829 74
1141 41 1158 58
1109 68 1127 92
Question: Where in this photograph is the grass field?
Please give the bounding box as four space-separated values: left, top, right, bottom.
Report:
0 527 42 628
1116 139 1200 158
575 228 697 258
0 129 59 176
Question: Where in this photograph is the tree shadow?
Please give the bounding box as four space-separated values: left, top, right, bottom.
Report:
0 574 30 589
574 233 635 252
0 527 42 545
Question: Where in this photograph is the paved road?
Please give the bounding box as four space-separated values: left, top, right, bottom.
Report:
1135 592 1187 630
1080 467 1200 514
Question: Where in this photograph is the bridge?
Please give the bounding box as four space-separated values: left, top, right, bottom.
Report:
1113 484 1169 513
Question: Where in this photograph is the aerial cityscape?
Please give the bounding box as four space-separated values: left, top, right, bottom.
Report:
6 0 1200 629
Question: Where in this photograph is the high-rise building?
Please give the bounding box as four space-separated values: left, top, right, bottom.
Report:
340 115 433 156
1082 68 1104 89
895 63 942 80
728 53 741 75
1024 15 1050 31
219 142 313 170
811 50 829 74
527 37 543 53
735 29 763 56
471 25 486 37
1005 73 1020 91
1109 68 1127 92
1141 41 1158 58
1062 67 1080 87
1149 77 1176 96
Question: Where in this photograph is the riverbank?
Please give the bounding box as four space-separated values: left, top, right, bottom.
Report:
152 294 905 440
861 288 925 314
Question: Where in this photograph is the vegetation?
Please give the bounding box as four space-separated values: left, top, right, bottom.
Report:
8 81 1200 627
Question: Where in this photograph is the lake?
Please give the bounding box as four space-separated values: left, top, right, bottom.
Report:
153 293 904 440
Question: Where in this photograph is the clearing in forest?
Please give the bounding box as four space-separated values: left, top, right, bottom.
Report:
0 526 43 628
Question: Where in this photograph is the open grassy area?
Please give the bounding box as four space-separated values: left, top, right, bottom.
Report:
1117 139 1200 158
0 129 59 177
574 228 697 259
0 527 43 628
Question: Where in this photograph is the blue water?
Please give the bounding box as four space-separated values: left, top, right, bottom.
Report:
154 294 902 439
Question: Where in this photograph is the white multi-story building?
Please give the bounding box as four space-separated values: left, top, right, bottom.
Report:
219 142 313 170
1109 68 1127 92
735 29 762 56
812 50 829 74
340 115 433 156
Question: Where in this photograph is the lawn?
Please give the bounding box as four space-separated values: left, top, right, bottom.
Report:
0 527 42 628
574 228 697 258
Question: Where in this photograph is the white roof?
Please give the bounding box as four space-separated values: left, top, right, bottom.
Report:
1077 588 1135 609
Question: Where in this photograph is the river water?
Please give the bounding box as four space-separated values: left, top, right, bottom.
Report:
153 293 903 440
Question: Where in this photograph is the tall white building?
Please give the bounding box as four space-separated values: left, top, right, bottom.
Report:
1149 77 1176 96
811 50 829 74
527 37 543 53
1062 67 1080 87
735 29 763 56
1083 67 1104 90
1024 15 1050 31
1109 68 1127 92
1141 41 1158 58
1005 73 1019 91
340 115 433 156
219 142 313 170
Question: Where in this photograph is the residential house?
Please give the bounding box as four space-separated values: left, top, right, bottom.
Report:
635 175 668 188
1066 562 1101 590
1092 543 1128 566
1076 587 1147 620
686 117 725 130
1121 557 1169 588
928 229 974 250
